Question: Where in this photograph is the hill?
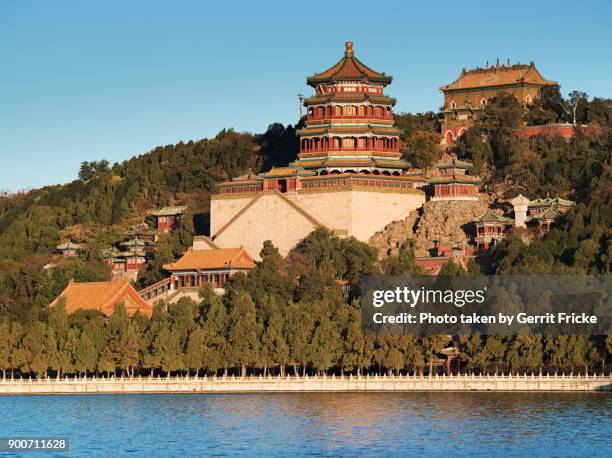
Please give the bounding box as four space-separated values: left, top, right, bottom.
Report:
1 92 611 318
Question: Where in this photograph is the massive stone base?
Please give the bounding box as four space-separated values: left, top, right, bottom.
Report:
210 189 425 259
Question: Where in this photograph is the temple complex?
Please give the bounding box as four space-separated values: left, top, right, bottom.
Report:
440 61 558 144
210 42 425 258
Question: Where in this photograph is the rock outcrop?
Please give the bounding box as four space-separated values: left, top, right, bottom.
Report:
369 211 419 258
369 198 490 258
414 199 489 255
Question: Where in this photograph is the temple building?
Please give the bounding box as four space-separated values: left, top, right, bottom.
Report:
440 61 558 144
102 248 147 280
210 42 425 258
163 245 255 290
125 223 158 244
292 41 406 175
415 242 479 275
427 153 481 201
120 237 155 254
518 196 574 235
527 204 567 235
473 210 514 250
528 196 574 216
56 240 82 257
151 206 187 232
49 279 152 317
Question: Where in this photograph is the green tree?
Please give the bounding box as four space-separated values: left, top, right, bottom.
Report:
20 321 49 378
228 291 261 376
201 293 229 375
421 335 448 375
309 318 341 375
260 311 289 376
285 302 314 376
74 328 99 375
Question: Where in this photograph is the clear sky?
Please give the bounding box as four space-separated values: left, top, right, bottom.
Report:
1 0 611 191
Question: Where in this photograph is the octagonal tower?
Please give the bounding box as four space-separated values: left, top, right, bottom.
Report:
292 42 407 175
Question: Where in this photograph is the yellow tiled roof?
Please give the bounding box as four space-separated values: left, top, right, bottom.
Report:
49 279 152 317
164 247 255 271
442 64 556 91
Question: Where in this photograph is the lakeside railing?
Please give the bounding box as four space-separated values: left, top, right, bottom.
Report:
1 372 610 384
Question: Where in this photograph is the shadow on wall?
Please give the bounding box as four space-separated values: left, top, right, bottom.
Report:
193 213 210 236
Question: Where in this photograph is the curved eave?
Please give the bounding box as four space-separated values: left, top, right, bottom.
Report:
304 94 397 106
307 75 393 87
440 80 558 92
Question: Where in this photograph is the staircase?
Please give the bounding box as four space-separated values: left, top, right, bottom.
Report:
139 277 172 303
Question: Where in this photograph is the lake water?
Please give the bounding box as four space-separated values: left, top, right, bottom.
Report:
0 393 610 457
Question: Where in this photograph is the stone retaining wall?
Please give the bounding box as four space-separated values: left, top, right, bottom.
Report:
1 374 610 395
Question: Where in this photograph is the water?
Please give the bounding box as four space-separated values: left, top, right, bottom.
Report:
0 393 610 457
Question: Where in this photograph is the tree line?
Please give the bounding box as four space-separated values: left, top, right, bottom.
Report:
1 232 610 379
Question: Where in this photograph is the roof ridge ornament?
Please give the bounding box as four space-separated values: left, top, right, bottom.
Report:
345 41 354 57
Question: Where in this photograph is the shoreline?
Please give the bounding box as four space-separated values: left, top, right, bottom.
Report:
1 374 610 395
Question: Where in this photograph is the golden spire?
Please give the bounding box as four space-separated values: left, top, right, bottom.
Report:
345 41 354 57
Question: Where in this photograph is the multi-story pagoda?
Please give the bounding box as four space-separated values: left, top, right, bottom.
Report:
210 42 426 258
126 223 158 244
427 153 481 201
292 42 407 175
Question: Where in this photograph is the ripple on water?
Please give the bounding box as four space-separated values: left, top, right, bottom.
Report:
0 392 610 457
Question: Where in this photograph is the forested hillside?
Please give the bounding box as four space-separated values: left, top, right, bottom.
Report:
0 88 610 333
0 125 298 316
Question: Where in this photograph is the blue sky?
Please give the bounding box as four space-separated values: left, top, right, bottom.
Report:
1 0 611 191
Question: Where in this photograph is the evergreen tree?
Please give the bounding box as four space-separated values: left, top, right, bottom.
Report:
74 328 98 375
309 318 340 375
228 291 261 376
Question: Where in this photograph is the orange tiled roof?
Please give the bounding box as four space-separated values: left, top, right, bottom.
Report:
307 42 392 87
441 63 557 91
49 279 152 317
163 247 255 271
